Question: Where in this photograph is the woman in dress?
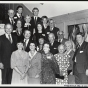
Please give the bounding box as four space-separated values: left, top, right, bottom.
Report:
27 41 42 84
11 41 30 84
33 22 46 44
54 44 70 84
65 41 75 75
41 42 60 84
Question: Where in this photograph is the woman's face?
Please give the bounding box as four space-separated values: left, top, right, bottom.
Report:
43 44 50 54
39 38 44 45
29 43 36 51
17 43 23 50
37 24 42 32
25 16 31 23
16 20 21 28
65 43 72 51
58 45 65 54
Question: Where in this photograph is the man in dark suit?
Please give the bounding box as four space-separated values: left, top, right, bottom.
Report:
30 7 41 37
46 19 60 40
3 9 16 31
23 29 32 52
14 5 25 29
48 33 60 55
57 31 68 44
73 32 88 84
0 23 17 84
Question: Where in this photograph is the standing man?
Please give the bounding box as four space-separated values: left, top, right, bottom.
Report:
73 32 88 84
14 5 25 28
0 23 17 84
3 9 16 31
30 7 41 37
46 19 60 41
48 33 60 55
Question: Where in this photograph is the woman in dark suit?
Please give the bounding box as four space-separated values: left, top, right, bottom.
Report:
12 19 24 41
41 42 60 84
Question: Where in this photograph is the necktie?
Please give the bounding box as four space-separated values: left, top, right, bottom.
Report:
8 35 12 43
35 17 37 24
24 40 27 50
11 19 13 25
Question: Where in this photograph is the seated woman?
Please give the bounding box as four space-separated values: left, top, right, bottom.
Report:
33 22 46 44
54 44 70 84
11 41 30 84
37 37 45 53
64 41 75 75
27 41 42 84
41 42 60 84
12 19 24 41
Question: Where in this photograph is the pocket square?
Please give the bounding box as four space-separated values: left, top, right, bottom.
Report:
14 17 17 19
80 51 83 53
54 48 57 49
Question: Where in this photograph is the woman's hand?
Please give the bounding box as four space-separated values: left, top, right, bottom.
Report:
35 74 39 78
20 73 26 80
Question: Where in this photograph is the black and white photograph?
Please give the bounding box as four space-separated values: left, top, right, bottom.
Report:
0 1 88 87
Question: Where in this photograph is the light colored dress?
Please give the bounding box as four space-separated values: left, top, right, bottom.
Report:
54 54 70 84
11 50 29 84
27 51 41 84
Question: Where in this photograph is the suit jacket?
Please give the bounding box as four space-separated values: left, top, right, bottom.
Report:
22 39 32 52
46 27 60 40
73 41 88 73
0 34 17 68
50 41 61 55
3 17 16 30
30 16 41 34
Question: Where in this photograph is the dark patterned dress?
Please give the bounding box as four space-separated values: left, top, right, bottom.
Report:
41 52 60 84
54 54 70 84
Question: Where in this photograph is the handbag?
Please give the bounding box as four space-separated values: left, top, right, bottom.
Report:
68 75 75 84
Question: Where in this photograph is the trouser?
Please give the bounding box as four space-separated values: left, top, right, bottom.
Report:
73 63 88 84
1 68 13 84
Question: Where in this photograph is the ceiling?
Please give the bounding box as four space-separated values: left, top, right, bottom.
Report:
23 1 88 18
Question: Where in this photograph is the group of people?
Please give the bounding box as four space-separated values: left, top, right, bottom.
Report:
0 5 88 85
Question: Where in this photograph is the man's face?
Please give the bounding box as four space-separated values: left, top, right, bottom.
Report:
5 24 13 34
33 9 39 16
24 31 31 39
48 34 54 43
76 35 84 44
8 10 14 18
17 8 23 14
49 20 54 28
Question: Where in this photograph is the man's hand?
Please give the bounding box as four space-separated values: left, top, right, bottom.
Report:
0 63 4 69
86 69 88 76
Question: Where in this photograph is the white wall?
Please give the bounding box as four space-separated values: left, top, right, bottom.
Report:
23 1 88 18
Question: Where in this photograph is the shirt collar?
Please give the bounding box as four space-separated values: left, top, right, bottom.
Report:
28 50 37 59
17 13 21 18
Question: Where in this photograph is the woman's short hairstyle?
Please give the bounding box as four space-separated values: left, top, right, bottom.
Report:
43 42 51 49
65 40 73 49
29 40 37 48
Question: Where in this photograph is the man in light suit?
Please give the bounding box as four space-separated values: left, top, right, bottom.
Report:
73 32 88 84
0 23 17 84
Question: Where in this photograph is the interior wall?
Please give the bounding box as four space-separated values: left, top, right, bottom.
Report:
51 9 88 38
